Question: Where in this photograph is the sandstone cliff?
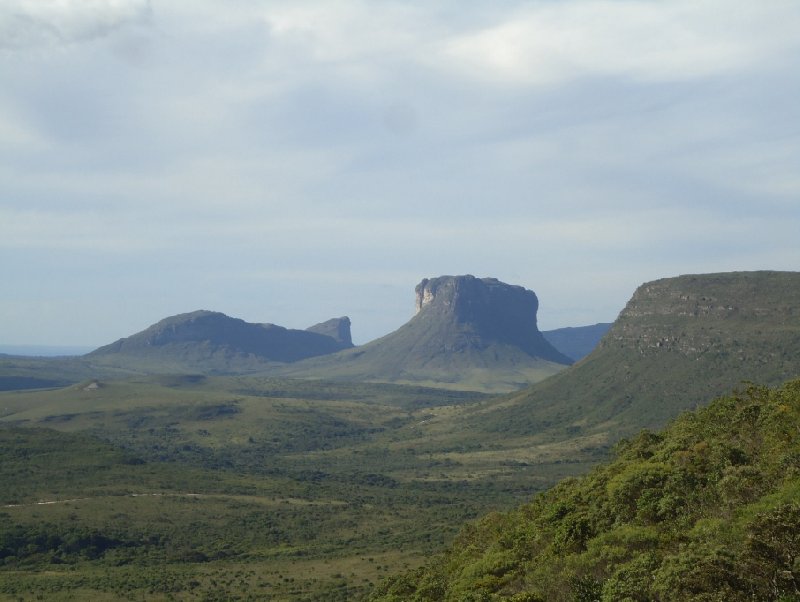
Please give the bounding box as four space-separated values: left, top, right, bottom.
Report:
277 275 572 392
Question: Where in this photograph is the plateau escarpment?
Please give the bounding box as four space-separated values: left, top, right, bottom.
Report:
279 275 572 392
474 270 800 437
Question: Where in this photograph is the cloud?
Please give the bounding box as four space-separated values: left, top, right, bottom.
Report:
0 0 798 345
439 0 800 85
0 0 152 50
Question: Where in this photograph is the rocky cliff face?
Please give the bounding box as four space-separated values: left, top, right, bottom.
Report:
277 275 573 392
306 317 353 347
601 271 800 359
411 275 572 364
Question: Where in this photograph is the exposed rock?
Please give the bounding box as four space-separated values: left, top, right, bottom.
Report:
602 271 800 359
306 317 353 347
278 275 572 392
411 275 572 364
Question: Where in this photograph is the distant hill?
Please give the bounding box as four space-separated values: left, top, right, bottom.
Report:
86 310 353 373
463 270 800 438
277 275 572 392
542 323 612 361
372 378 800 601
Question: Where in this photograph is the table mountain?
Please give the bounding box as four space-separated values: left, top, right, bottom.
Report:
278 275 572 392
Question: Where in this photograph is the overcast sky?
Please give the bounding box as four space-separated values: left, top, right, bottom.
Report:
1 0 799 347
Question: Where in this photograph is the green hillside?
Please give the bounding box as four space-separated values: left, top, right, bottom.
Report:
461 271 800 440
371 379 800 601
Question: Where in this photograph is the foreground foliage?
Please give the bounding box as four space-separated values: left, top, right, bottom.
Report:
372 379 800 601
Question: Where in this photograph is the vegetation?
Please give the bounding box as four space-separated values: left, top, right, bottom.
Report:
456 271 800 443
1 271 799 599
372 379 800 601
0 376 595 600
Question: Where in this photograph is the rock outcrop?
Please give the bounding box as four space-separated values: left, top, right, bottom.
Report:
410 275 572 364
306 317 353 347
278 275 572 392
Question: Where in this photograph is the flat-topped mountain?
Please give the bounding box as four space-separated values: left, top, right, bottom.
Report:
470 270 800 437
87 310 353 373
412 276 572 364
278 275 572 392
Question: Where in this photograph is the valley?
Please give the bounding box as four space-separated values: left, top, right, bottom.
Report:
0 377 599 600
1 271 799 600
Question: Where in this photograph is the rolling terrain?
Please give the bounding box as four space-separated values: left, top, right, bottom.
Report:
1 270 799 599
0 377 596 600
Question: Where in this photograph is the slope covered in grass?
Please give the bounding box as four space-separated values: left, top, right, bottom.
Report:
0 376 583 601
463 271 800 441
372 379 800 601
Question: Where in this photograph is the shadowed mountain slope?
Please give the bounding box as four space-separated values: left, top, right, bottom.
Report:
86 310 353 373
277 275 572 392
542 323 613 361
467 271 800 438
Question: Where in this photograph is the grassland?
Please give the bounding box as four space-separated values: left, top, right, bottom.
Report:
0 377 601 601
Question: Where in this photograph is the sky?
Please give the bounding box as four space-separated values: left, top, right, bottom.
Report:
1 0 799 348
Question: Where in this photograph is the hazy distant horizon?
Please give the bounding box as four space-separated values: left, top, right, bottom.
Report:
0 345 96 357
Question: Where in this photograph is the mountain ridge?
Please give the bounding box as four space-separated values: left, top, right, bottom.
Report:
461 270 800 438
87 309 354 372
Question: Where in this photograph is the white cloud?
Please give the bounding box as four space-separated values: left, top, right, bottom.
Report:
0 0 151 50
439 0 800 85
0 0 798 345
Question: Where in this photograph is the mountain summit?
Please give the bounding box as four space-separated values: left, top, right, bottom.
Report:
279 275 572 391
87 310 353 373
411 275 572 364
